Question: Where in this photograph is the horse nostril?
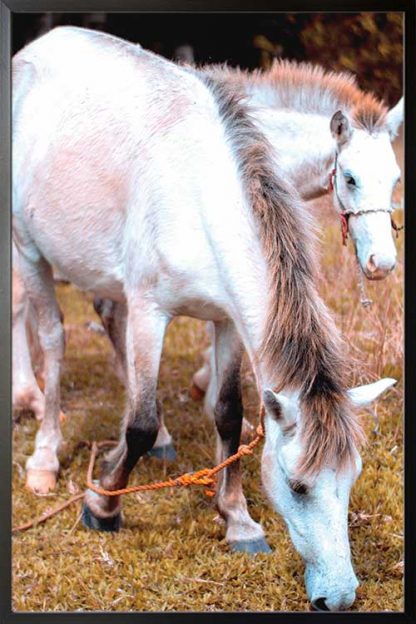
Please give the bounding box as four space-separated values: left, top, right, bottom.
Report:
365 254 396 279
366 255 377 273
312 597 330 612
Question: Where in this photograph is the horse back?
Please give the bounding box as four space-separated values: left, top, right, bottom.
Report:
12 27 249 302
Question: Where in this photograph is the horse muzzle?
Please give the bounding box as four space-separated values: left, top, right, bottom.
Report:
305 563 359 611
363 253 396 280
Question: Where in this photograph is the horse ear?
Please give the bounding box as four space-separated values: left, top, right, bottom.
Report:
387 97 404 140
330 110 352 146
347 378 396 408
263 389 291 421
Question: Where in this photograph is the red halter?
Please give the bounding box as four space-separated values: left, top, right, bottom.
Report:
340 213 349 246
329 163 349 245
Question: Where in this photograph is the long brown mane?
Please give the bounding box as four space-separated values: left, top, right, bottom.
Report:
203 59 388 133
200 72 364 477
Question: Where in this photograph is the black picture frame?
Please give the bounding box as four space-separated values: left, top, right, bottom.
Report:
1 1 415 622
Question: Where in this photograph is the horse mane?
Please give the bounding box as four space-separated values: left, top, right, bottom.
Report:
200 72 364 477
201 59 388 133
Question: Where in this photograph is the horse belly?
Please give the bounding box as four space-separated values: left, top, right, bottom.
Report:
149 250 230 322
157 282 228 322
17 134 128 299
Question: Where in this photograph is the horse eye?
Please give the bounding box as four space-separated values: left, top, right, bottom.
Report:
344 174 356 187
289 479 308 496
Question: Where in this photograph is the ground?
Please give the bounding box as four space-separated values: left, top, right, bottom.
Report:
12 190 404 612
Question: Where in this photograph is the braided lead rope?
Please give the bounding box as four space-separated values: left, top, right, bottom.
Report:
13 413 265 534
86 419 265 499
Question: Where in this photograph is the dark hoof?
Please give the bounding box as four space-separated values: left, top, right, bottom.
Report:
82 502 121 532
230 538 272 554
146 443 177 461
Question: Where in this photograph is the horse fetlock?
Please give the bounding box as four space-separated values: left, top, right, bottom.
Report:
220 500 265 545
26 444 60 474
35 427 64 454
125 415 159 455
84 482 122 522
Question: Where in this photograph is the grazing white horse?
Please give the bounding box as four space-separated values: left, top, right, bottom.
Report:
13 27 396 611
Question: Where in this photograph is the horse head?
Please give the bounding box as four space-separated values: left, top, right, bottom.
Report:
261 378 396 611
329 98 403 280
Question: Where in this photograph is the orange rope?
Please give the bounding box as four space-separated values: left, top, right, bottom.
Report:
13 408 265 533
86 422 265 498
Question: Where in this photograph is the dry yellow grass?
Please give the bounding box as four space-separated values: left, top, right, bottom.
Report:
12 188 403 612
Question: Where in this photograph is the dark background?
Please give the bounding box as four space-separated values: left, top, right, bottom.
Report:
12 12 403 105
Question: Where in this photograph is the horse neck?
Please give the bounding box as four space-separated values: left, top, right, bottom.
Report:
248 102 337 201
200 73 345 396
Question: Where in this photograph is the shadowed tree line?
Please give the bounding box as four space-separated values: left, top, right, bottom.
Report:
13 12 402 105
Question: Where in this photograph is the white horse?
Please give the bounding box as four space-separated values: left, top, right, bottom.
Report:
13 27 396 611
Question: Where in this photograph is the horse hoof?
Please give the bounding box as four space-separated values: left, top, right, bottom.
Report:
147 443 177 461
190 383 205 402
81 502 121 532
230 538 272 555
25 469 57 495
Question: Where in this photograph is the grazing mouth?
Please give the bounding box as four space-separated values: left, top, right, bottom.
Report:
362 266 393 281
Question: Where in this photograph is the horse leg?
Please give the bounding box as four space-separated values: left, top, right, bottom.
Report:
191 321 214 399
18 255 65 494
83 295 168 530
12 266 46 421
194 322 254 442
93 297 176 461
93 298 127 384
207 321 271 554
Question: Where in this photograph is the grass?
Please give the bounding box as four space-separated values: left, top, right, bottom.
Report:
12 190 404 612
